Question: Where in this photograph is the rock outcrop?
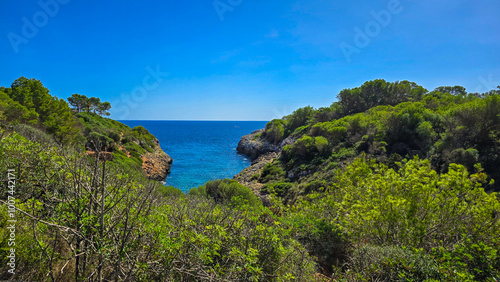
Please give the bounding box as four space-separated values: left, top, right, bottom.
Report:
233 152 278 205
141 139 173 181
233 152 278 193
236 129 280 161
85 151 114 161
235 128 300 196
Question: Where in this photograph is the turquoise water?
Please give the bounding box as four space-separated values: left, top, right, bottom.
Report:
119 120 267 192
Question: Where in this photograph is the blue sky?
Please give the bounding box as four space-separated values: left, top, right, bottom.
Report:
1 0 499 120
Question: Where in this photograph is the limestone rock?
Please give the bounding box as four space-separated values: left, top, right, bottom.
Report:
141 139 173 181
236 129 280 161
233 152 278 197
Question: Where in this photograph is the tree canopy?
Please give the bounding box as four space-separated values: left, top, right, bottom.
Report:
68 93 111 116
1 77 79 143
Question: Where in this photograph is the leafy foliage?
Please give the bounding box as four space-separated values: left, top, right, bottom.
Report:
1 77 499 280
256 81 500 193
292 157 500 280
1 77 79 143
0 134 316 281
190 179 261 208
76 112 157 171
146 197 316 281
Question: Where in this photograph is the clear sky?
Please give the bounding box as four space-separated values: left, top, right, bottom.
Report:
1 0 499 120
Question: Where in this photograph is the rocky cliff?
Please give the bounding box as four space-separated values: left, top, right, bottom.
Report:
236 129 280 160
236 129 297 160
233 152 278 199
235 128 298 197
141 139 173 181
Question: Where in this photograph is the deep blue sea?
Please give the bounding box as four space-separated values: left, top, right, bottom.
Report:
119 121 267 192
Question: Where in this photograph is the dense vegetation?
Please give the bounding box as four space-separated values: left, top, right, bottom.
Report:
240 79 500 280
0 133 314 281
0 77 79 143
1 77 499 281
0 77 315 281
0 77 160 173
259 80 500 195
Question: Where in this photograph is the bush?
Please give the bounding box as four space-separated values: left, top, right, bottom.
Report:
259 162 286 183
284 204 350 276
310 122 348 144
13 123 56 145
146 198 317 281
189 185 207 197
331 157 500 250
283 135 330 162
432 239 500 281
201 179 262 208
444 148 479 172
107 130 121 142
300 180 328 194
157 185 185 198
87 131 114 151
263 119 285 144
338 245 442 281
284 106 315 136
262 182 293 197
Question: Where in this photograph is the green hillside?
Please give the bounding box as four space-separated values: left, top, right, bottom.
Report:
0 77 499 281
253 80 500 201
0 77 161 173
236 79 500 279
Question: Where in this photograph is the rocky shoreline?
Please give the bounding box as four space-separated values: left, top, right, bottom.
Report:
234 128 290 198
236 129 280 160
141 139 173 181
233 152 278 195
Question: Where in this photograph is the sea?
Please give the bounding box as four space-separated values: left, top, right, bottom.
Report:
119 120 267 193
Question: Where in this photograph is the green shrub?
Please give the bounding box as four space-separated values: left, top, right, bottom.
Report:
292 125 310 137
432 239 500 281
262 182 293 197
300 180 328 194
157 185 185 198
13 123 56 145
330 157 500 250
146 197 316 281
338 245 442 281
259 162 286 183
201 179 261 208
284 106 315 136
130 150 141 158
189 185 207 197
283 135 330 162
250 173 260 181
263 119 285 143
87 131 114 151
0 208 48 281
444 148 479 172
310 122 348 144
132 125 153 138
107 130 121 142
124 142 144 154
284 203 350 276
